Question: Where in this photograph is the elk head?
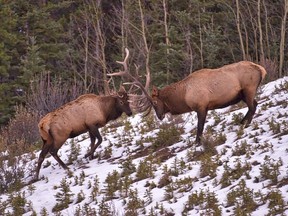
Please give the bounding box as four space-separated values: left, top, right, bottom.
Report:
150 86 167 120
115 85 132 117
107 48 154 117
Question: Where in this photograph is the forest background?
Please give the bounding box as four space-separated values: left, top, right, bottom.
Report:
0 0 287 146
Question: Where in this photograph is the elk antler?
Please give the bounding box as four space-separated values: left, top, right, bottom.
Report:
107 48 153 115
104 77 116 95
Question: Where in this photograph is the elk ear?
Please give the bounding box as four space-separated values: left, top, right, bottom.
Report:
118 85 126 93
152 86 159 97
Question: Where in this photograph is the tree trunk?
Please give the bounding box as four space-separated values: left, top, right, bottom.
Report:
121 0 127 55
84 18 89 93
198 8 204 68
258 0 265 60
263 0 271 59
138 0 151 90
163 0 170 84
279 0 288 77
236 0 246 60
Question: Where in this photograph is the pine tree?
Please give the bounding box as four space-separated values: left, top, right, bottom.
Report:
52 178 74 212
20 36 45 89
0 1 22 125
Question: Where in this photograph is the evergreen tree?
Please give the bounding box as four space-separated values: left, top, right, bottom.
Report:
0 1 23 125
52 178 74 212
0 0 286 127
20 36 45 89
0 0 80 126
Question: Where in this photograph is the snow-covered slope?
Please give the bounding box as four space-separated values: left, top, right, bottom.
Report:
1 77 288 216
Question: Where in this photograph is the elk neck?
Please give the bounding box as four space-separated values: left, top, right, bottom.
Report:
104 96 123 122
159 83 191 115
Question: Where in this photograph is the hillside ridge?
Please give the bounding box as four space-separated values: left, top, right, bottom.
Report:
0 77 287 216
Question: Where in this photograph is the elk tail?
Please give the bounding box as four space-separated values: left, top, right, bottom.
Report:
251 62 267 82
38 122 51 141
258 65 267 81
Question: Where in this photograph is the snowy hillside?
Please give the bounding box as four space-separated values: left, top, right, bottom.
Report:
0 77 288 216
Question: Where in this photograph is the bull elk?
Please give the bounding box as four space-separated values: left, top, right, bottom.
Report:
110 48 267 144
36 86 132 179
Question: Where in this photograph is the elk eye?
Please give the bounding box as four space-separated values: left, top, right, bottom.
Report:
153 101 157 106
120 101 124 105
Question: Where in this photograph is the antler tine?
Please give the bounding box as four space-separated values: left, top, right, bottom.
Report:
104 77 115 95
128 93 152 115
111 49 151 99
107 71 127 77
134 64 141 77
115 48 130 72
123 81 141 94
133 64 151 103
107 48 130 78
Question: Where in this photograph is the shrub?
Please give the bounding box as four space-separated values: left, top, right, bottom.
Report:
125 189 144 216
232 140 251 157
26 73 84 115
175 176 194 193
158 172 172 188
89 175 100 202
120 157 136 177
144 189 153 205
75 203 96 216
266 190 286 215
259 58 278 82
164 183 175 202
199 154 218 178
268 117 281 134
259 156 282 185
232 113 244 125
98 198 113 216
220 160 252 188
0 109 37 193
75 190 85 204
226 179 258 214
201 136 222 154
0 151 35 194
183 189 221 215
151 122 183 150
67 139 81 164
9 192 27 215
136 155 155 181
105 170 121 199
119 176 133 198
40 207 48 216
0 105 40 154
139 114 157 134
52 178 74 212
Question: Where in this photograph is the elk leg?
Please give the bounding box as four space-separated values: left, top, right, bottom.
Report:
196 109 207 144
85 127 102 159
241 90 257 126
36 139 50 179
241 99 257 126
88 130 96 160
49 146 68 170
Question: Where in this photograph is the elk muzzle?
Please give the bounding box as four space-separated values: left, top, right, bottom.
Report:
126 110 133 117
156 113 165 120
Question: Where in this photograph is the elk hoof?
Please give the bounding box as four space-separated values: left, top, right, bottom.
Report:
63 166 68 170
30 178 40 184
195 138 202 146
84 152 93 159
240 119 249 127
